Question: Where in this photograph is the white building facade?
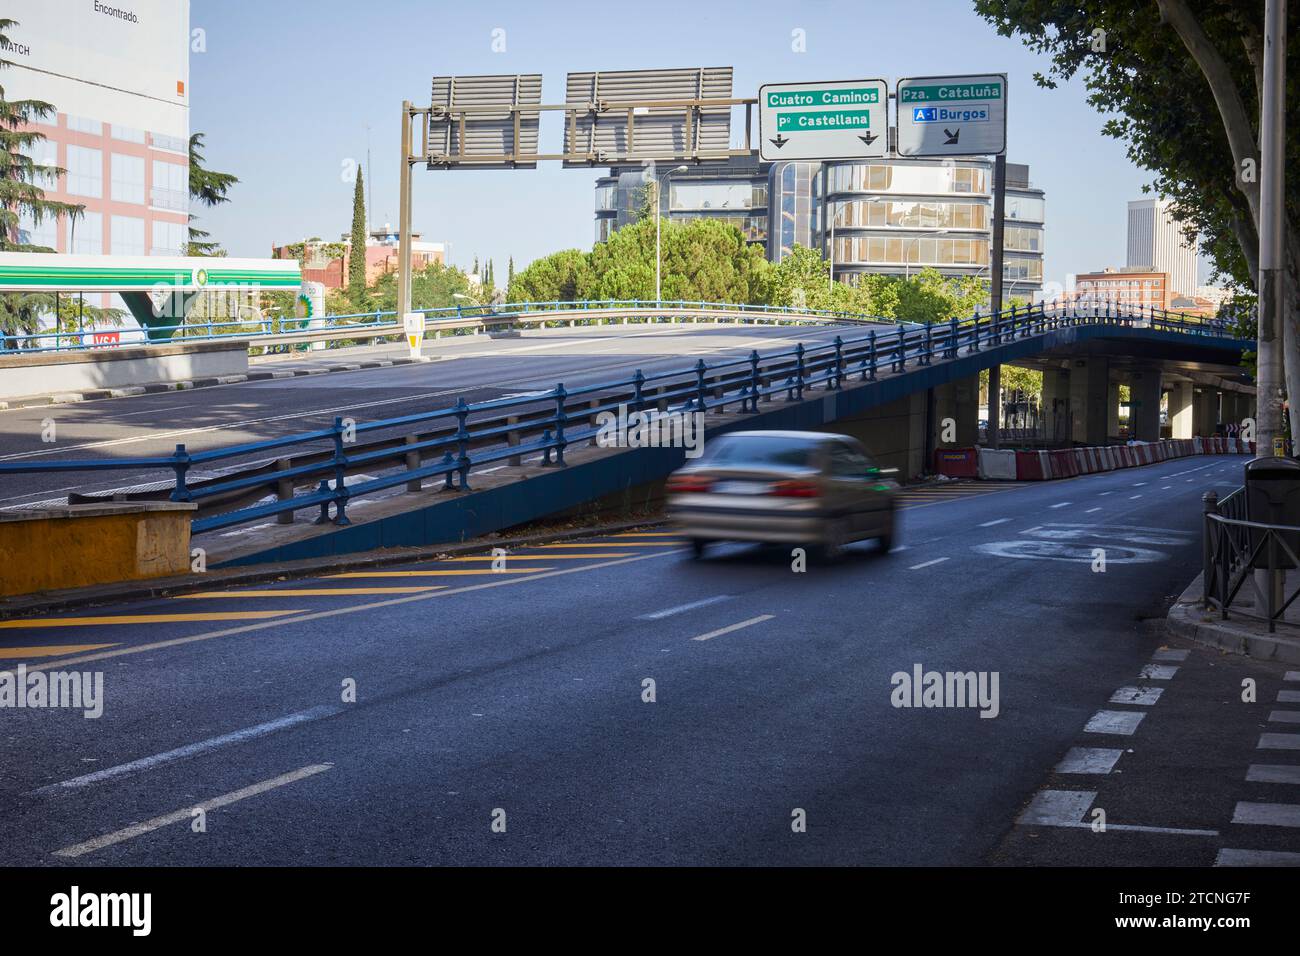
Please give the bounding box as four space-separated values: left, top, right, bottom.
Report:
1126 198 1199 298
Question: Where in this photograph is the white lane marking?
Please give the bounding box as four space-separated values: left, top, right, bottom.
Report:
1258 733 1300 750
1085 507 1102 513
1139 664 1179 680
1128 494 1142 500
1268 710 1300 724
908 557 950 570
979 518 1011 527
52 764 333 859
29 705 342 795
1098 492 1112 497
1247 765 1300 784
1278 690 1300 704
691 614 774 642
639 594 732 620
1022 525 1042 533
1055 748 1124 775
1050 502 1071 509
1018 789 1095 825
1152 648 1189 661
1216 848 1300 866
890 545 909 553
1109 686 1164 706
1286 671 1300 681
1084 710 1145 735
1231 802 1300 828
1161 486 1172 490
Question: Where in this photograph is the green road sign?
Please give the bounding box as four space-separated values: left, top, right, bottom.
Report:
896 73 1008 157
759 79 888 161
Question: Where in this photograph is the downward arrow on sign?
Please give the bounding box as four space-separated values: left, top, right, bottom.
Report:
769 134 789 149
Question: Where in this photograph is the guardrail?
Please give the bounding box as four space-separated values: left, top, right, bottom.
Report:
1202 487 1300 632
0 302 1241 538
0 299 895 355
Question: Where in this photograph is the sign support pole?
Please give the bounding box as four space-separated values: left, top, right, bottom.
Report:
988 154 1007 449
397 100 415 323
1258 0 1287 458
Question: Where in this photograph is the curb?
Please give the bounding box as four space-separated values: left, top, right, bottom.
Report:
1165 592 1300 666
0 515 671 619
0 357 431 411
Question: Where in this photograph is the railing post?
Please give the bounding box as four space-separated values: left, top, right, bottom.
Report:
507 415 522 466
867 330 877 381
1202 490 1218 608
330 416 351 525
404 434 422 492
795 343 806 400
694 359 709 412
747 351 760 411
276 457 294 523
948 315 958 359
832 335 844 388
632 369 646 413
454 397 471 488
923 322 933 366
552 384 568 466
896 329 907 372
441 451 457 489
971 311 980 353
169 443 192 502
313 479 332 524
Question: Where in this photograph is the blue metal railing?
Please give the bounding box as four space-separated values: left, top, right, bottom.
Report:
0 298 891 355
0 302 1243 536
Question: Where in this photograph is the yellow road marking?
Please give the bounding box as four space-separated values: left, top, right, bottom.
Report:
0 643 119 659
326 568 553 578
15 548 685 672
535 542 677 548
448 553 632 561
178 587 448 598
0 610 306 629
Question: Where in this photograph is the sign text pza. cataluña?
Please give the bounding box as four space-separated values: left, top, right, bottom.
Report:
895 74 1007 157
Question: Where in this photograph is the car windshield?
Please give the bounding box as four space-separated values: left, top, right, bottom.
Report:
703 436 817 468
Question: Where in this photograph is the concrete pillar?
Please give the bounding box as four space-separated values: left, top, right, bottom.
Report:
1169 381 1195 439
1130 367 1163 442
1193 388 1220 437
825 391 927 479
1068 357 1110 446
1107 381 1122 440
1041 368 1071 445
933 373 980 448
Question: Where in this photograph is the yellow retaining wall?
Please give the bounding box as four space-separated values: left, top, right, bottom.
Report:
0 503 196 597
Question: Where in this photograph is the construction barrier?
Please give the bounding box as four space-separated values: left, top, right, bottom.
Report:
1015 450 1053 480
977 448 1018 480
934 447 979 479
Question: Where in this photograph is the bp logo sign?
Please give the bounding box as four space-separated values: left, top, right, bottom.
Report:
193 268 209 287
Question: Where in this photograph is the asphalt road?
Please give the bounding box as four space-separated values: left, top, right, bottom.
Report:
3 453 1293 866
0 324 863 509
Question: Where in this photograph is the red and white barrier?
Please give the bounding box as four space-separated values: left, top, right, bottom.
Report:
977 448 1018 480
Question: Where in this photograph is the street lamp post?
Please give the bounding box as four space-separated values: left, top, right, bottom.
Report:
655 165 689 304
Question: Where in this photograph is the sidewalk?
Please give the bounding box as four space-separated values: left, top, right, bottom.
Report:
1166 571 1300 665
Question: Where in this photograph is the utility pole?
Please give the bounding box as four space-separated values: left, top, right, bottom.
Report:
1258 0 1287 458
988 154 1007 449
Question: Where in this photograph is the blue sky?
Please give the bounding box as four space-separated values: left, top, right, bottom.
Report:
192 0 1160 288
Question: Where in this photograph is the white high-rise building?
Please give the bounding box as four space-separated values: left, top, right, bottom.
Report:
1126 198 1199 297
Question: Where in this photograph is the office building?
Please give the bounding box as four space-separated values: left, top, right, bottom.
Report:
6 1 191 268
594 155 1045 302
273 230 446 292
1072 267 1171 310
1126 198 1199 297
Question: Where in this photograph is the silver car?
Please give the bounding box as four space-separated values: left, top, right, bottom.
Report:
666 430 899 559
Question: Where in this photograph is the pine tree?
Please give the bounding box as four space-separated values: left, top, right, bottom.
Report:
347 165 367 305
187 132 238 256
507 256 515 288
472 256 480 279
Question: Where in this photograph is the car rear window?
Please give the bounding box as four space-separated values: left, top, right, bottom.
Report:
703 436 817 467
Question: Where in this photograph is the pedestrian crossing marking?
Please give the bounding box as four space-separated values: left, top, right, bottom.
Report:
0 610 306 629
0 643 120 659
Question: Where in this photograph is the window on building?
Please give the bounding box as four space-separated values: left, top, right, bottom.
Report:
151 160 188 212
17 210 59 251
1005 195 1045 222
29 138 59 190
111 215 146 256
151 219 187 256
67 116 103 135
150 132 188 154
111 124 146 143
1004 225 1043 253
111 153 146 204
66 145 103 198
69 211 103 254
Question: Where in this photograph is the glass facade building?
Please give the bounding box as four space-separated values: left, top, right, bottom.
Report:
595 155 1046 302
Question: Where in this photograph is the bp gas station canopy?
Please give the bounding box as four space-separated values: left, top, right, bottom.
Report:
0 252 301 339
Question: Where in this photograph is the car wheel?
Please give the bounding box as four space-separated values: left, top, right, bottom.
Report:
818 525 849 562
690 539 708 560
879 509 897 552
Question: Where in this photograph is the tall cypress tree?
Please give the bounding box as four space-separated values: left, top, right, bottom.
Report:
348 166 367 304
